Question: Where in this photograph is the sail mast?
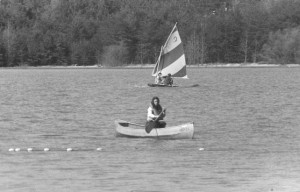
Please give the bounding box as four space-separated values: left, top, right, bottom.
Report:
152 46 163 76
152 23 177 77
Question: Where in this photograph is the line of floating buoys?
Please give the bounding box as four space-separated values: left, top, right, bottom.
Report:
8 147 203 152
8 147 103 152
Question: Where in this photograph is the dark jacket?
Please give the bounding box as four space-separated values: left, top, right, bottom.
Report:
163 76 173 85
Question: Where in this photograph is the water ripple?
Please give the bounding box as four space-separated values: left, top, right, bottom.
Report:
0 68 300 191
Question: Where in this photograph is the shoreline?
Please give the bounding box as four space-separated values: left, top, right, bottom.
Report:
1 63 300 69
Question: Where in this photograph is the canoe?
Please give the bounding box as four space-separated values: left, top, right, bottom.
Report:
115 120 194 139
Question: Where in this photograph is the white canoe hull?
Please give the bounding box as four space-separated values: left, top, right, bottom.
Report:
115 120 194 139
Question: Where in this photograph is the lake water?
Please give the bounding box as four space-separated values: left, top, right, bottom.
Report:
0 67 300 192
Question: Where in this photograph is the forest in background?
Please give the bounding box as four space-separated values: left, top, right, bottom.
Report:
1 0 300 67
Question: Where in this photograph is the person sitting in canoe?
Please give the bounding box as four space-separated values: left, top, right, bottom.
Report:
146 96 166 129
155 72 164 84
163 73 173 86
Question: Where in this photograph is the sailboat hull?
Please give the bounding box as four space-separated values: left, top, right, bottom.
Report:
147 83 199 88
147 83 178 87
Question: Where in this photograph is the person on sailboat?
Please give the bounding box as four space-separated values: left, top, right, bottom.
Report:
163 73 173 86
155 72 164 84
146 96 166 128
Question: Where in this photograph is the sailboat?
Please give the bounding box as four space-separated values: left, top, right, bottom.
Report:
148 23 189 87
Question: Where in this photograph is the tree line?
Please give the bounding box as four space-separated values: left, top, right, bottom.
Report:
0 0 300 67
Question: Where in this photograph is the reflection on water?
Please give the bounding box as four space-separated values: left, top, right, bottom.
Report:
0 67 300 192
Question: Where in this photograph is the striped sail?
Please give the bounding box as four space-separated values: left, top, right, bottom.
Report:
152 23 187 78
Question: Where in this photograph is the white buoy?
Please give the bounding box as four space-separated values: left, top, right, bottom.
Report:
27 148 33 152
96 148 102 151
199 148 204 151
44 148 50 152
67 148 72 152
15 148 20 152
8 148 14 152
